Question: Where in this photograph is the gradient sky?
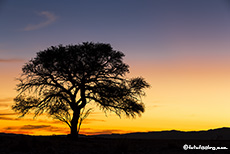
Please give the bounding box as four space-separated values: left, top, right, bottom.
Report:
0 0 230 135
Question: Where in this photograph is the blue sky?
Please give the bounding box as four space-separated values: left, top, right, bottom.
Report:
1 0 229 61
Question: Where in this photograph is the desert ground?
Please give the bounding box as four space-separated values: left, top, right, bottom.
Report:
0 134 230 154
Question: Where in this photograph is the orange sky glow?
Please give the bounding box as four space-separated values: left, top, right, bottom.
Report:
0 0 230 135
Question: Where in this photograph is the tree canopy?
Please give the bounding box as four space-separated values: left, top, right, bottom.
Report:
12 42 150 137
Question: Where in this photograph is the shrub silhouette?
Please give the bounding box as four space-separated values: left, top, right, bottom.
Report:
12 42 150 138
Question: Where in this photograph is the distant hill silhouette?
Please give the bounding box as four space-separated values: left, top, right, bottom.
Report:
1 127 230 140
0 133 27 136
93 127 230 140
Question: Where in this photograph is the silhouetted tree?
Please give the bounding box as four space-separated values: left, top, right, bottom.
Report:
12 42 150 138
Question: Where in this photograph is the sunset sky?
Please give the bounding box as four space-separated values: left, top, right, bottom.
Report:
0 0 230 135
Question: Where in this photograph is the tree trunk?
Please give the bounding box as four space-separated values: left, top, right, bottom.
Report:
69 80 86 139
70 109 80 139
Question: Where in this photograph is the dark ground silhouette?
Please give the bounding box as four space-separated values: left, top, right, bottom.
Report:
1 135 230 154
1 127 230 154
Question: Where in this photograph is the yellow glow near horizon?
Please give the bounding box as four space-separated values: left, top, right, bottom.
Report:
1 54 230 135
